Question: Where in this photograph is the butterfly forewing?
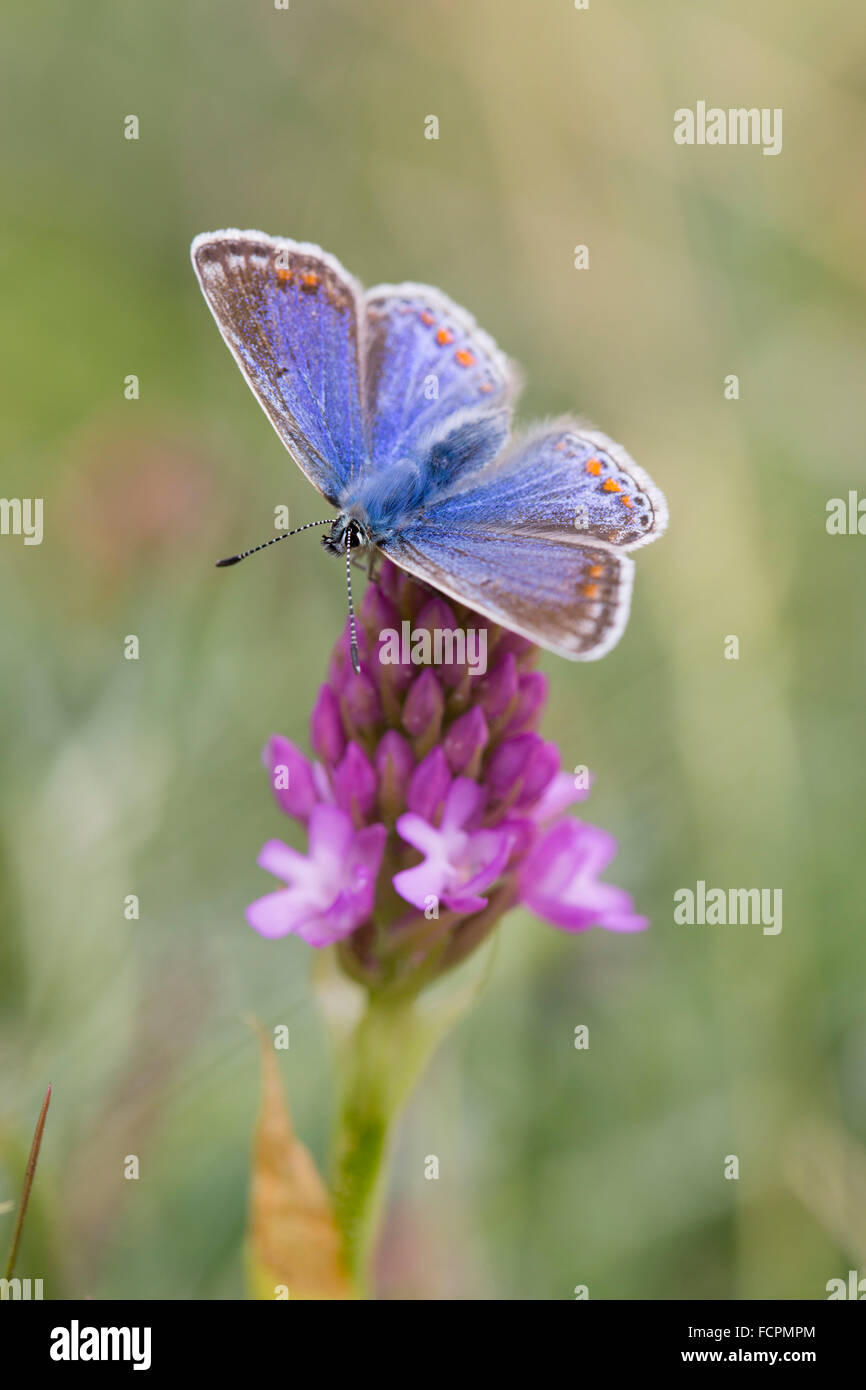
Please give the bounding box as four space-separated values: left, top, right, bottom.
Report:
191 230 367 504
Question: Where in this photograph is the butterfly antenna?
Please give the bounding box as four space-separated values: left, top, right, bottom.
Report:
215 519 333 567
345 528 361 676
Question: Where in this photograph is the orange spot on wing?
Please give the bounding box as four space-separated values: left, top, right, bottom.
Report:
276 268 293 283
419 311 435 326
435 328 454 345
620 495 633 508
587 564 604 578
582 583 600 599
455 348 475 367
602 478 621 492
585 458 602 476
479 382 494 393
301 271 320 289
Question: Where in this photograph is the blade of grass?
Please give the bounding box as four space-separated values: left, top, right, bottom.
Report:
4 1084 52 1281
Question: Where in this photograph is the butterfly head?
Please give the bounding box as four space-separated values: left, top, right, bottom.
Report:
321 513 369 675
322 513 371 557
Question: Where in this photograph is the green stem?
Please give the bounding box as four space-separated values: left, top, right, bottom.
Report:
329 989 434 1295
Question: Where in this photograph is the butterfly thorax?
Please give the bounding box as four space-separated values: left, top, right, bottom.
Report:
326 411 511 555
326 457 432 554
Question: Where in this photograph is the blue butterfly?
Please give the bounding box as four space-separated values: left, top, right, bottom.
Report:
191 229 667 671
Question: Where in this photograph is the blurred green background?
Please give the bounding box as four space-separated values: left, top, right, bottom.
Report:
2 0 865 1300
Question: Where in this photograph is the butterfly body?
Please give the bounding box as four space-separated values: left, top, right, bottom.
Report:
192 229 667 660
326 408 511 552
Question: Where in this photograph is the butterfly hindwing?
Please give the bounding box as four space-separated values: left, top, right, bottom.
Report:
363 283 520 473
191 230 368 504
376 420 666 659
380 528 634 661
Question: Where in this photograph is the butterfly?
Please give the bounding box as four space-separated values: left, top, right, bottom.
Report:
191 229 667 671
